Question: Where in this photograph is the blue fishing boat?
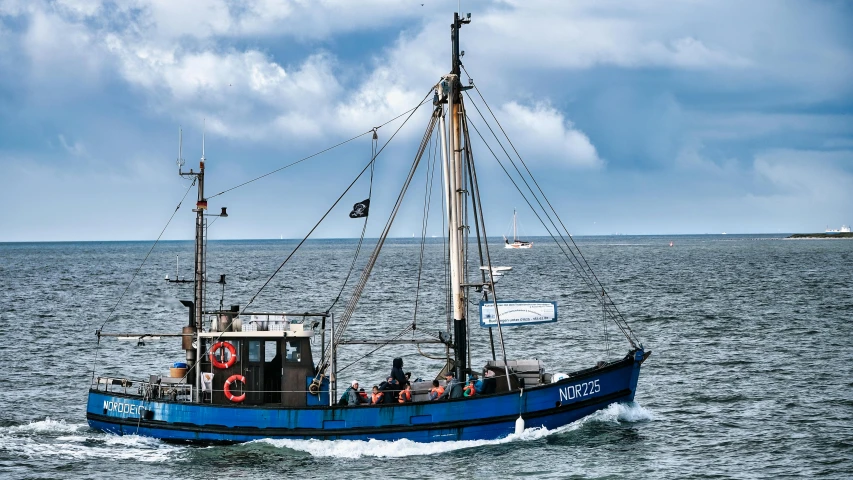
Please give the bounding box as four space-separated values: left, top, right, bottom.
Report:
87 12 648 444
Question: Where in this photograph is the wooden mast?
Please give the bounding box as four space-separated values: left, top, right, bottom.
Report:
448 12 471 381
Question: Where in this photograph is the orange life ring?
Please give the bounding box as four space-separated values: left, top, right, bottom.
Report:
209 341 237 369
224 374 246 403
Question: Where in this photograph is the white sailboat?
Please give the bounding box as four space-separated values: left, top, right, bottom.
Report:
504 210 532 249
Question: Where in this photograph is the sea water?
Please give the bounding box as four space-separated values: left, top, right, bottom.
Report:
0 235 850 479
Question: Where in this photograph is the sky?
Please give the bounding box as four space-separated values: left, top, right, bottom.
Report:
0 0 851 241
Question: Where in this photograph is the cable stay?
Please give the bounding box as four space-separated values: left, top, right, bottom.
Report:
238 88 435 316
317 107 442 377
460 65 641 349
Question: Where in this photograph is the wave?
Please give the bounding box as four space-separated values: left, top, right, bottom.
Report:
256 401 654 459
2 417 87 435
0 417 178 462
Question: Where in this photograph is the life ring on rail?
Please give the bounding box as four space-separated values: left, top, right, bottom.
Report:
224 374 246 403
209 341 237 369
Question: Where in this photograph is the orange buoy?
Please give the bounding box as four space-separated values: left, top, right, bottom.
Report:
223 374 246 402
209 341 237 369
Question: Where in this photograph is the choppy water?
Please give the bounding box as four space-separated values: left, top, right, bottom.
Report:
1 235 851 479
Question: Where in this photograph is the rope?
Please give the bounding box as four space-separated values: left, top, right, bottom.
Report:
336 324 415 374
412 129 440 328
461 65 640 347
327 130 377 313
208 99 431 200
465 113 634 346
320 109 440 374
91 178 197 380
240 88 435 314
166 89 438 393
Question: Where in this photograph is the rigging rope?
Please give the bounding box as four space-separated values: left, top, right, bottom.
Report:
461 65 640 348
412 128 441 329
240 88 435 314
336 324 414 374
463 98 638 349
98 178 197 333
91 178 197 378
163 89 437 393
327 129 377 313
208 99 431 200
319 108 440 374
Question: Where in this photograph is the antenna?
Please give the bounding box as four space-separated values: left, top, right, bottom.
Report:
177 127 185 170
201 119 206 163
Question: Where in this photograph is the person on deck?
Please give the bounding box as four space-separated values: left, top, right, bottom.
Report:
370 385 384 404
428 380 445 401
380 376 398 404
473 374 483 393
345 381 367 406
398 383 413 403
481 369 497 395
439 372 463 399
390 358 407 400
463 379 477 397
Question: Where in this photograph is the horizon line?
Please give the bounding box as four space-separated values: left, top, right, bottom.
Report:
0 232 809 243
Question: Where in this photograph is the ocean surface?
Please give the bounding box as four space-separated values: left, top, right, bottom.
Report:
1 235 851 479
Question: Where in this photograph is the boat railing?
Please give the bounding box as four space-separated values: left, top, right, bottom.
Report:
92 376 194 403
240 313 304 332
92 376 326 400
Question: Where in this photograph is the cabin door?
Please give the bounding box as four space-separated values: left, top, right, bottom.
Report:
245 340 264 405
263 340 282 404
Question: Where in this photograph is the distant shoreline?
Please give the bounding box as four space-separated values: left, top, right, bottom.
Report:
786 233 853 239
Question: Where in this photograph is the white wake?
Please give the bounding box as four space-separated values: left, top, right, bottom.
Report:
257 401 654 458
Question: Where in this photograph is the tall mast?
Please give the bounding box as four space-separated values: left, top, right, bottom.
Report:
513 209 517 242
195 127 206 334
447 12 471 380
178 126 208 402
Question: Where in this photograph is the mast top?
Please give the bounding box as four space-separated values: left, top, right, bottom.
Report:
451 12 471 76
201 119 206 168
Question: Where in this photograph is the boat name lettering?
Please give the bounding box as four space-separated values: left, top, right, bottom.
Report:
558 379 600 402
103 400 145 416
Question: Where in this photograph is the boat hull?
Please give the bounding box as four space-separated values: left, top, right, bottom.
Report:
86 350 646 443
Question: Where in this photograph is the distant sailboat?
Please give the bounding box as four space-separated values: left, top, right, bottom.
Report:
504 210 532 249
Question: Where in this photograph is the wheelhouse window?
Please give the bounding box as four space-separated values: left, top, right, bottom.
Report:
248 341 261 362
285 341 301 362
265 341 277 362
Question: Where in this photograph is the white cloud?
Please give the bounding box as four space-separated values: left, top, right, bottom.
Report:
104 32 345 139
23 9 103 81
55 0 102 17
492 102 602 168
469 2 751 72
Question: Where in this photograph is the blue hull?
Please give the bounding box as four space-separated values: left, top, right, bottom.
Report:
87 350 646 443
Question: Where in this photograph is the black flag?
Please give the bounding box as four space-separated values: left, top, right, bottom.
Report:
349 199 370 218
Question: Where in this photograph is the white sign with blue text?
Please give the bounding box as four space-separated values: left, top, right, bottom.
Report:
479 300 557 327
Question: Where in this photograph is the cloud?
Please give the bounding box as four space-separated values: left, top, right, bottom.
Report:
753 150 853 200
1 0 852 240
23 9 103 82
104 33 344 139
490 102 602 168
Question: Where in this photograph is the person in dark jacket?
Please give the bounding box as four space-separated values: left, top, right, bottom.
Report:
390 358 407 401
379 376 398 403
